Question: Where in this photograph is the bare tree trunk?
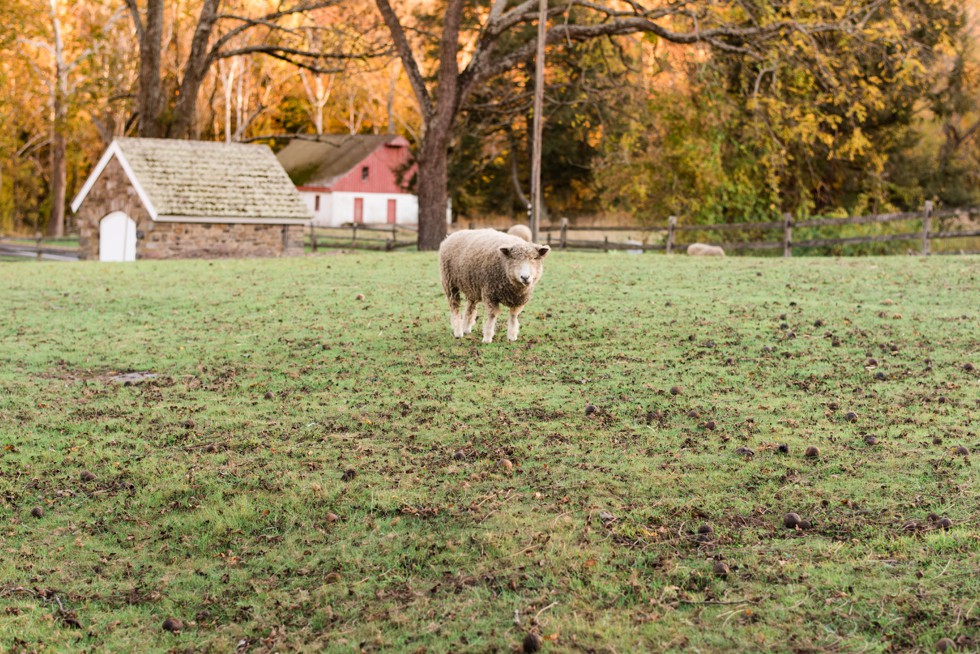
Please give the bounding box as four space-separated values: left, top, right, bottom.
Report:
345 87 367 134
235 66 246 138
376 0 463 250
386 65 398 134
510 151 529 210
49 129 66 237
217 58 237 142
128 0 165 137
132 0 344 140
48 0 66 237
315 76 329 134
300 70 332 135
171 0 222 139
416 132 451 249
529 0 546 242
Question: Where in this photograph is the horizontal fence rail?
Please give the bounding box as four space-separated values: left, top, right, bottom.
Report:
307 223 418 252
0 237 80 261
548 239 666 252
792 211 926 228
9 210 970 261
673 219 786 232
536 205 979 256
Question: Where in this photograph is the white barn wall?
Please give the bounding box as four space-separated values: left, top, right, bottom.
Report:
299 191 334 225
300 190 418 227
332 191 419 225
300 190 451 227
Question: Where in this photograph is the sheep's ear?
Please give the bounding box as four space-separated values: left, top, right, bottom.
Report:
537 246 550 258
499 247 511 257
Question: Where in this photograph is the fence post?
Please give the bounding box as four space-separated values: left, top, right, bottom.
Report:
922 200 933 256
310 225 318 252
35 231 42 260
783 213 793 258
559 217 568 250
666 216 676 255
604 235 609 253
352 223 358 247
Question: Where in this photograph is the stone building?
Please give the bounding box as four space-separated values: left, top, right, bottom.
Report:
70 138 311 261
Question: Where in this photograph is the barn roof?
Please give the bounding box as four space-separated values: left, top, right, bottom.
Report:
276 134 409 188
71 138 312 224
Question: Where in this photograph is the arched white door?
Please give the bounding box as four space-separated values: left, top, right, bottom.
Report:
99 212 137 262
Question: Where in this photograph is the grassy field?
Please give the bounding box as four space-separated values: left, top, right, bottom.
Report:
0 252 977 653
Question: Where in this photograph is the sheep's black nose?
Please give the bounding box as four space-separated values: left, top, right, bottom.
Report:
520 275 530 284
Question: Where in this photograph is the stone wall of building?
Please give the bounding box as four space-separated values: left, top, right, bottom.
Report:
140 222 306 259
75 157 306 260
76 157 152 260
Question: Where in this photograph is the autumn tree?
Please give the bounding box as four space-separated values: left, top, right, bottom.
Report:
450 35 627 221
12 0 124 236
923 25 980 206
376 0 913 249
0 0 41 234
125 0 363 139
597 1 966 223
2 0 974 238
20 1 74 236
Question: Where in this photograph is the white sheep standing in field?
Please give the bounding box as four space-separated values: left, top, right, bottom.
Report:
507 224 533 242
687 242 726 256
439 229 550 343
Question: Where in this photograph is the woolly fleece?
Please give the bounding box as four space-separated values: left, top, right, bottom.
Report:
687 242 726 256
439 229 549 342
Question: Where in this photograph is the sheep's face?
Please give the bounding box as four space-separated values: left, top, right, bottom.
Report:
499 243 550 288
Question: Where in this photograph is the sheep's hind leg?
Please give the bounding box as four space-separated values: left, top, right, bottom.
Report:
464 300 479 334
482 303 501 343
507 305 524 342
447 288 465 337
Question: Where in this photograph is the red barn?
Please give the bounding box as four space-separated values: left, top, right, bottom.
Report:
277 135 436 227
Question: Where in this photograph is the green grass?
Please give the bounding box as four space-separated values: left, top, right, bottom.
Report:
0 253 977 653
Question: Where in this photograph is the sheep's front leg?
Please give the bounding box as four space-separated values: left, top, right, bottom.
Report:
507 305 524 342
452 312 465 338
482 303 501 343
464 300 479 334
447 288 465 338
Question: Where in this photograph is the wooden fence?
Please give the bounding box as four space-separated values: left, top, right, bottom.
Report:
0 235 79 261
307 223 417 252
5 209 975 259
539 204 980 256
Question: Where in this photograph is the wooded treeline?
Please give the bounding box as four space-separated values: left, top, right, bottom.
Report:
2 0 979 250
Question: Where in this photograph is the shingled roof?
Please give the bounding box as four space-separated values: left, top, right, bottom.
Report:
276 134 407 187
71 138 311 224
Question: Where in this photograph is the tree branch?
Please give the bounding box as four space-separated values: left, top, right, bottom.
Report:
123 0 143 40
374 0 432 119
434 0 465 125
488 0 510 23
208 1 344 65
17 37 56 58
214 45 351 74
463 9 862 95
948 118 980 150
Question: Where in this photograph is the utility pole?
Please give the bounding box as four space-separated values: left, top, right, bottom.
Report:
529 0 546 243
